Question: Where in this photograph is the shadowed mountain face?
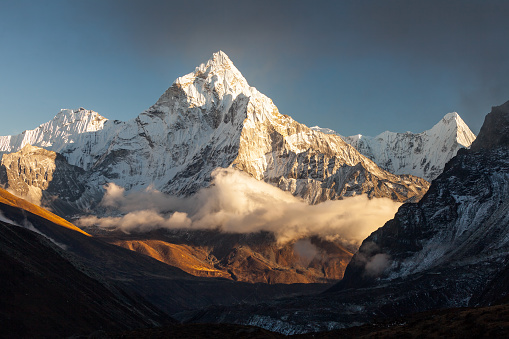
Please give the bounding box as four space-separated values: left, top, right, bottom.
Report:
0 144 92 217
338 100 509 291
0 144 86 204
0 207 172 338
470 100 509 152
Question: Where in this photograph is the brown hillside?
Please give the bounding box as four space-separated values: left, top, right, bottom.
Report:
0 187 89 236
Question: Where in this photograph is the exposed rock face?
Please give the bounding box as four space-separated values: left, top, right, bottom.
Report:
1 144 86 206
0 51 429 214
232 104 428 203
315 112 476 181
470 100 509 152
337 100 509 297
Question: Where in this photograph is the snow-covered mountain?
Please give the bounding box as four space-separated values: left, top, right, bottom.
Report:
0 51 428 214
309 126 339 135
312 113 476 181
0 108 107 156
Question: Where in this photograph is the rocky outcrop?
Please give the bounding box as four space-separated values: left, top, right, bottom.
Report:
101 231 353 284
232 100 428 203
1 144 86 206
470 100 509 152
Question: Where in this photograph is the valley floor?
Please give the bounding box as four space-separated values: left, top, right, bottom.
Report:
108 302 509 339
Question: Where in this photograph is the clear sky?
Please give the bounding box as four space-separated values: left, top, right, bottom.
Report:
1 0 508 137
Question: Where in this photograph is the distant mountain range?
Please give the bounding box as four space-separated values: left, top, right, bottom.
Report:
312 112 476 181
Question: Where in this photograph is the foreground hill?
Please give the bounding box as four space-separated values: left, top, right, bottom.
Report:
0 190 331 337
109 302 509 338
0 190 171 338
0 186 88 235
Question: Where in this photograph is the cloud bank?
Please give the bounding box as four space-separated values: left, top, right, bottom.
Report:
78 168 401 246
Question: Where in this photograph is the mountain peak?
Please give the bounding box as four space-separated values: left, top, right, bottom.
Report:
434 112 465 128
191 50 245 80
441 112 460 122
470 100 509 151
168 51 249 93
339 112 476 181
429 112 475 148
209 50 233 66
152 51 252 116
53 108 106 124
0 108 108 158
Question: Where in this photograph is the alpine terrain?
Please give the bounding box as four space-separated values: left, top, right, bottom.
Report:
340 100 509 292
313 112 476 181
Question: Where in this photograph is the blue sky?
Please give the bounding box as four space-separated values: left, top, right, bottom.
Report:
1 0 508 137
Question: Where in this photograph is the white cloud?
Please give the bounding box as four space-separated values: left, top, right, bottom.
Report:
78 168 401 246
364 253 391 277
